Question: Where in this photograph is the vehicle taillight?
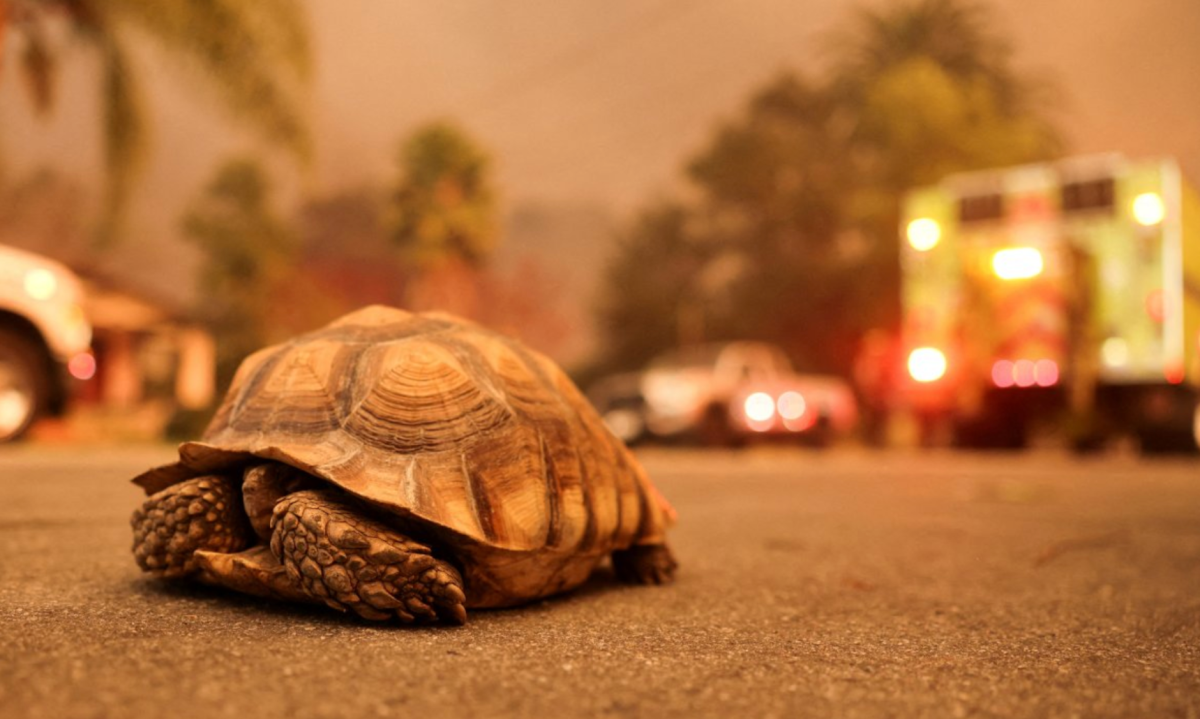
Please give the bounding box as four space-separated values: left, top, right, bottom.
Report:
68 352 97 381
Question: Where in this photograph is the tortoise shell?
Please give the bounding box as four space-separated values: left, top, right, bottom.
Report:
134 306 674 605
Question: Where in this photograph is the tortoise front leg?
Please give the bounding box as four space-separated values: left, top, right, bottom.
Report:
131 475 250 577
270 490 469 624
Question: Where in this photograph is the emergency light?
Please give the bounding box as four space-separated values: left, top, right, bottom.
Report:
908 347 947 383
906 218 941 251
1132 192 1165 226
992 248 1043 280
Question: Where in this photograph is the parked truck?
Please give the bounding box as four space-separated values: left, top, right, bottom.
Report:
0 244 93 441
639 341 857 446
896 155 1200 451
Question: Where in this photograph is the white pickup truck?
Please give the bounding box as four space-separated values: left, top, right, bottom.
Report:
0 244 93 441
640 341 858 446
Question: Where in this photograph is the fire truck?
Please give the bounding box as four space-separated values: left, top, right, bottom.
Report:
897 155 1200 451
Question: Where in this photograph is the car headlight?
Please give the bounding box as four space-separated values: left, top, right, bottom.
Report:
742 392 775 422
776 391 806 420
24 268 58 301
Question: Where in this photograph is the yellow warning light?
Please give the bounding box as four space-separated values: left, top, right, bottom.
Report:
1132 192 1165 226
906 218 941 251
992 248 1044 280
907 347 947 383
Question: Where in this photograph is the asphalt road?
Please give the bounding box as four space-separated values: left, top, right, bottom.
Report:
1 444 1198 719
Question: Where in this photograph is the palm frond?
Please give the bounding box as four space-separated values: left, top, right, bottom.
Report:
18 14 57 114
101 0 312 162
95 31 146 246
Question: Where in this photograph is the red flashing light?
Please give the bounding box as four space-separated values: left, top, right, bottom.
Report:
992 360 1015 388
1034 359 1059 387
992 358 1059 388
1013 360 1036 387
1146 290 1166 323
1012 195 1051 221
1165 364 1185 385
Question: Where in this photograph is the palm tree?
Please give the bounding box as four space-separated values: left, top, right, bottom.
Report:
182 157 298 388
389 121 498 269
829 0 1061 186
388 121 498 317
833 0 1015 97
386 122 498 319
826 0 1063 329
0 0 311 243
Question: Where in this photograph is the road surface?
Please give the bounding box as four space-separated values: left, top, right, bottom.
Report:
1 445 1198 718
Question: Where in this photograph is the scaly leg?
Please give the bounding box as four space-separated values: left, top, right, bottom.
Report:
270 490 468 624
131 475 249 577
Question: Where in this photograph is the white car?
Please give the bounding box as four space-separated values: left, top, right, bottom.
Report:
640 342 857 445
0 245 93 441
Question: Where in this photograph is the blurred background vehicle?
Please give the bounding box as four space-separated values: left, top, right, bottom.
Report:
728 374 857 446
0 244 93 441
586 371 649 445
896 155 1200 452
638 341 857 446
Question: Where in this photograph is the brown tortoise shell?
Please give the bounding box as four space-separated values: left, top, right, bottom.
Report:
132 306 674 606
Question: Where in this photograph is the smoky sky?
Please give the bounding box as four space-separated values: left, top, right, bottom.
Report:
1 0 1197 350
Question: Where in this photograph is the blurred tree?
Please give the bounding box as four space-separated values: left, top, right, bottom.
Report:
476 259 572 361
182 158 300 390
297 188 407 311
829 0 1061 329
0 0 311 244
390 121 497 268
389 121 498 316
686 73 870 370
595 0 1061 375
595 202 719 371
830 0 1057 136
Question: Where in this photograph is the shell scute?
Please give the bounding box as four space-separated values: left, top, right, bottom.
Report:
228 341 351 435
343 341 513 455
459 423 550 548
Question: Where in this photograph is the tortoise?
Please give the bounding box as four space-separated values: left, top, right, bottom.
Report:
130 305 677 624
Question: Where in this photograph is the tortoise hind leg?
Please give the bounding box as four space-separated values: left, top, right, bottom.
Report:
131 475 250 577
612 543 678 585
270 490 468 625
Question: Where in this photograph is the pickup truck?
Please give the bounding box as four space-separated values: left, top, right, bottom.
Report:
0 244 93 441
638 341 857 445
